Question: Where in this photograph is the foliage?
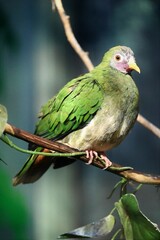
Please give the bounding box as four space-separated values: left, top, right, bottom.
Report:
59 193 160 239
0 168 29 240
59 215 115 239
0 104 7 137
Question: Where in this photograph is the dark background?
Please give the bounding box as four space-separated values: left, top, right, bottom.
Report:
0 0 159 239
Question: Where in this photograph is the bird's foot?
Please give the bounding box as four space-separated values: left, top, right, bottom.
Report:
99 152 112 169
85 150 112 169
85 150 98 164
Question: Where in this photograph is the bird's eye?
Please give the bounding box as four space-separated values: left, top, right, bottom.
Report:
115 54 122 61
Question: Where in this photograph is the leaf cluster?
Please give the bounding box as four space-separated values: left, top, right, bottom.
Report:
59 193 160 239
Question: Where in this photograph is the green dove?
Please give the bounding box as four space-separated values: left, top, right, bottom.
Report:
13 46 140 186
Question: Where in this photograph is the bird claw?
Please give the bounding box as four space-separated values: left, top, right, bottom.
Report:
85 150 98 164
99 152 112 170
85 150 112 169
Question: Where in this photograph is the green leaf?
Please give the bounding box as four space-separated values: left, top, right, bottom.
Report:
115 193 160 240
58 214 115 239
0 104 7 136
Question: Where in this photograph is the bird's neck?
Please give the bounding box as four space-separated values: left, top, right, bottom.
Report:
92 64 136 95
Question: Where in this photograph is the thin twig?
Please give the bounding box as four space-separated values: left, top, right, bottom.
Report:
1 134 86 158
137 114 160 138
53 0 160 138
3 123 160 185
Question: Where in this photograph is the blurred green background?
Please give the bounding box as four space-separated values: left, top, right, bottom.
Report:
0 0 159 239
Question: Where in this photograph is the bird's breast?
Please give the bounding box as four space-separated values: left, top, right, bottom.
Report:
61 105 137 152
61 77 139 152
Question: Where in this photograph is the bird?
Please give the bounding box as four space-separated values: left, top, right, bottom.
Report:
13 45 140 186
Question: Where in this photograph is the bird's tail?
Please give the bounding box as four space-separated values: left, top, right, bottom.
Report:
12 147 54 186
13 147 76 186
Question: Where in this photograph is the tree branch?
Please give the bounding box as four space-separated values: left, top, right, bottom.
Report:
137 114 160 138
3 123 160 185
53 0 160 139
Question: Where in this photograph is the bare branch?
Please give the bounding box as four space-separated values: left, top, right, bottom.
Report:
53 0 160 139
3 123 160 185
137 114 160 138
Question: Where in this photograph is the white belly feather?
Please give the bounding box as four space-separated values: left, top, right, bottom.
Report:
61 105 133 152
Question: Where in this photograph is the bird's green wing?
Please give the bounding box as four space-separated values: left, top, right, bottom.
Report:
34 73 104 141
13 73 105 185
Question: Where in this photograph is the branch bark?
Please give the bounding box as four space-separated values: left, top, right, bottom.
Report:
53 0 160 139
4 123 160 185
137 114 160 138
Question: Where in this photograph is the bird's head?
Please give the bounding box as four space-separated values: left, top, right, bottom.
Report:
107 46 140 74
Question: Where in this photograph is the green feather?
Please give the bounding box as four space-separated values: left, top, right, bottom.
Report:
35 74 104 140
